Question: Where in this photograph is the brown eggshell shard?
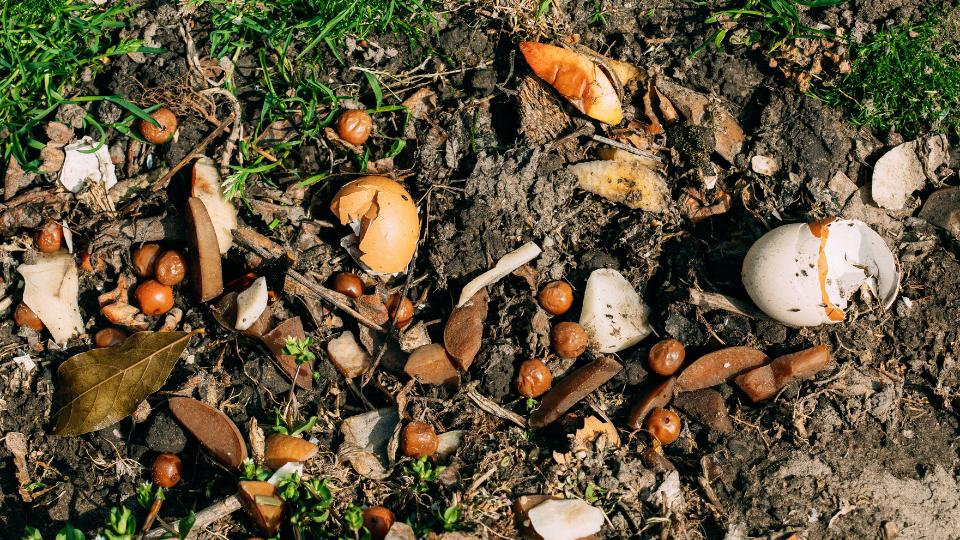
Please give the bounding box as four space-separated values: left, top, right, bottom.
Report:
238 481 284 537
520 42 622 125
627 376 675 429
355 294 391 326
211 291 273 338
185 197 224 302
529 356 622 428
168 397 247 469
443 288 488 371
673 389 732 434
327 331 373 378
676 346 769 392
404 344 460 385
264 433 319 470
261 317 313 390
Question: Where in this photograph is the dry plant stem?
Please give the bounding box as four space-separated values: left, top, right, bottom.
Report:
286 269 386 332
144 493 241 539
687 288 770 320
589 134 664 162
138 495 164 539
198 88 242 173
465 385 527 428
150 114 235 192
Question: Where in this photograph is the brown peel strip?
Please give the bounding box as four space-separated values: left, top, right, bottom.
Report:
807 218 845 322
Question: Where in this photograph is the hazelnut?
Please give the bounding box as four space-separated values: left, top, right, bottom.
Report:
400 421 438 458
362 506 395 540
35 220 63 253
550 322 589 359
538 281 573 315
386 293 414 328
648 339 685 376
155 250 187 286
516 359 552 398
332 272 364 298
132 243 162 278
95 328 127 348
336 109 373 145
135 280 174 316
151 453 182 488
643 408 681 445
139 107 178 144
14 303 44 332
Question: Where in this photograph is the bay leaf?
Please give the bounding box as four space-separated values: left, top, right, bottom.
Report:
51 330 200 436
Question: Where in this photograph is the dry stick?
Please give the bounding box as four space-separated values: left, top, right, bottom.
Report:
144 493 241 539
588 133 664 162
286 269 386 332
687 288 770 321
150 113 235 192
465 385 527 428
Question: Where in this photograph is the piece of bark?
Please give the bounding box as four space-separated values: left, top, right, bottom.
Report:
404 344 459 386
444 288 487 371
529 356 622 428
186 197 224 302
260 317 313 390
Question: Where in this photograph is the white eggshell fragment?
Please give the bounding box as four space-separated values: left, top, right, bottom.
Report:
871 135 948 210
192 157 238 255
456 242 542 307
235 277 268 331
527 498 605 540
579 268 652 353
742 218 900 327
17 252 84 345
58 136 118 193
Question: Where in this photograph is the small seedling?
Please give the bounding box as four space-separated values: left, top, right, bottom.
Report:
283 336 316 365
438 505 461 532
405 456 445 492
240 458 272 481
278 474 335 534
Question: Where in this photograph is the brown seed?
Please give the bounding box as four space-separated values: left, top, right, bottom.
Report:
443 288 488 371
264 433 319 471
626 376 675 429
516 359 553 398
550 322 589 359
135 280 174 316
94 327 127 348
35 220 63 253
529 356 622 428
155 250 188 286
151 453 182 488
404 344 460 385
538 281 574 315
332 272 364 298
139 107 178 144
648 339 685 376
644 408 681 445
675 346 769 392
14 303 44 332
401 421 438 458
362 506 395 540
386 293 414 328
336 109 373 145
168 397 248 469
132 243 161 278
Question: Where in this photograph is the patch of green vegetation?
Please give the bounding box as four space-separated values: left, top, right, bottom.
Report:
692 0 847 55
813 12 960 137
0 0 159 171
21 506 195 540
404 455 445 492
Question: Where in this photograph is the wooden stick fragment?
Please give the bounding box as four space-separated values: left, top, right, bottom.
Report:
687 289 770 321
150 114 235 192
144 494 241 539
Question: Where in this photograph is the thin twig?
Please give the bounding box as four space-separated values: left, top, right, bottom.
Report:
286 269 386 332
150 114 235 192
144 493 241 539
588 133 664 162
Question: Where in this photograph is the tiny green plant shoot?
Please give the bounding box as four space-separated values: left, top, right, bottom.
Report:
405 456 445 492
20 505 195 540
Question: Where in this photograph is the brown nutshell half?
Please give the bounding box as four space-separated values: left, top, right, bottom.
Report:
168 397 247 469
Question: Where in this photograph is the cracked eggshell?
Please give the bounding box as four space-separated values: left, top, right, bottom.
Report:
520 42 622 125
235 277 268 331
742 218 900 327
579 268 652 353
330 176 419 274
192 157 238 255
17 252 84 345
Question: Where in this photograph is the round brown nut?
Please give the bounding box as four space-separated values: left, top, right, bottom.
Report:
139 107 178 144
400 421 438 459
14 303 44 332
35 220 63 253
643 408 681 445
336 109 373 145
551 322 589 359
135 280 174 316
332 272 364 298
362 506 395 540
516 359 553 398
538 281 574 315
94 328 128 348
648 339 685 376
151 453 182 488
155 250 188 286
386 293 414 328
132 243 162 278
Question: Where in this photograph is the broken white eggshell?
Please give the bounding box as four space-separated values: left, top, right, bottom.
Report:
742 218 900 327
579 268 652 353
568 159 670 212
527 498 605 540
58 136 118 193
330 176 420 275
192 157 238 255
871 134 949 210
235 277 268 331
17 252 84 345
456 242 542 307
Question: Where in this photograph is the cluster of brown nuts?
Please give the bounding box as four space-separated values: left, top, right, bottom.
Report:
131 243 189 316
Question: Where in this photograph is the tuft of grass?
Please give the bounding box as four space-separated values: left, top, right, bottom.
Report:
813 12 960 138
692 0 848 56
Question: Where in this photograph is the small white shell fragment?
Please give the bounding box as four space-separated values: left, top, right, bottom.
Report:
568 160 670 212
872 135 949 210
742 218 900 327
235 277 268 331
58 136 118 193
17 252 84 345
61 220 73 253
527 498 605 540
456 242 541 307
340 407 399 480
579 268 652 353
327 331 372 378
750 155 779 176
192 157 238 254
267 462 303 485
435 429 465 459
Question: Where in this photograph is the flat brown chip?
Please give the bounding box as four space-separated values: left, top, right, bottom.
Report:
169 397 247 469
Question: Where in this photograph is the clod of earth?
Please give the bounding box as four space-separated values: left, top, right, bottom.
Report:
443 288 488 371
340 407 399 479
675 346 769 392
238 480 285 536
168 396 248 469
735 345 832 401
235 276 268 331
327 330 372 378
627 376 675 429
17 252 84 344
579 268 652 353
263 433 319 470
185 197 225 302
191 157 238 254
919 186 960 240
742 218 901 327
567 159 670 212
330 176 420 274
871 134 949 210
653 76 744 163
673 388 732 434
404 343 460 385
14 303 44 332
529 356 622 428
